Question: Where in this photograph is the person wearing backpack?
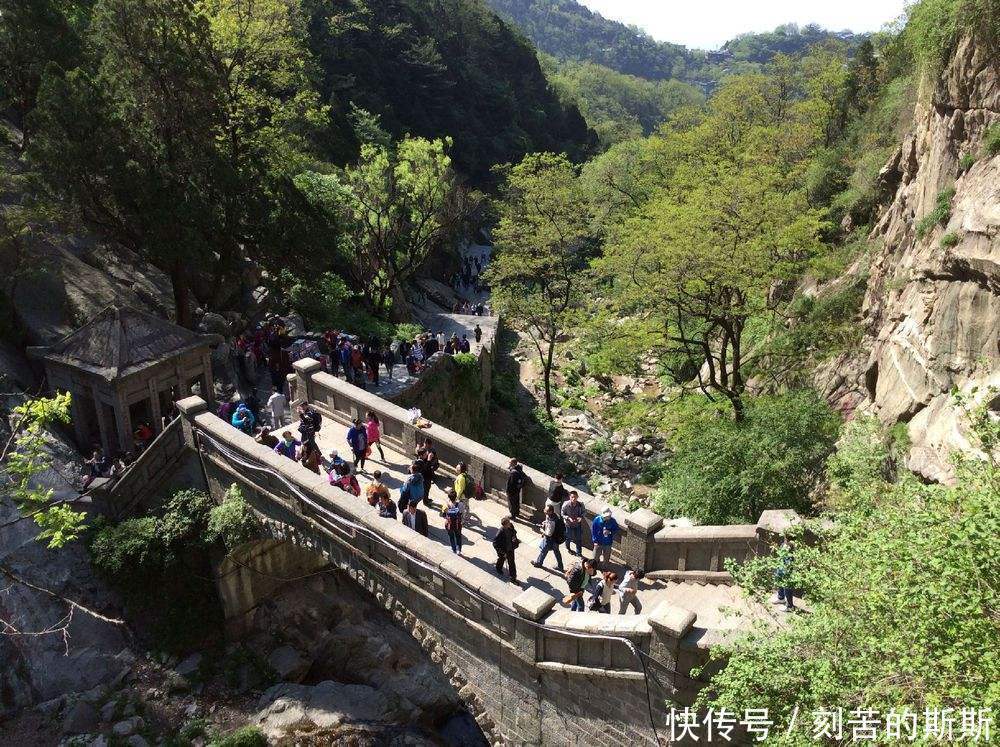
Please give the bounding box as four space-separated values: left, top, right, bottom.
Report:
532 505 565 573
505 459 527 519
564 559 595 612
296 403 321 446
398 462 426 515
441 489 464 554
453 462 474 501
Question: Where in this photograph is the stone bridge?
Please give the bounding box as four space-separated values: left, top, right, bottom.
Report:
111 355 800 746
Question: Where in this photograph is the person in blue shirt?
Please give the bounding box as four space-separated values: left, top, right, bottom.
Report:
273 431 300 460
397 462 426 515
346 417 368 471
231 403 255 434
591 507 620 568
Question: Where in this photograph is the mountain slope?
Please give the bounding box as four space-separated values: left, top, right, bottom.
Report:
485 0 865 91
484 0 695 80
817 35 1000 483
305 0 598 179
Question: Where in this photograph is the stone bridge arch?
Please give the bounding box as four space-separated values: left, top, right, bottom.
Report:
164 392 794 746
214 535 501 742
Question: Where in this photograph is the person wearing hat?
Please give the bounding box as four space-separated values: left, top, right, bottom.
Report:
591 507 620 568
402 499 429 537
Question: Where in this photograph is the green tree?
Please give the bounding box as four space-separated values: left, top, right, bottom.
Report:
27 0 326 326
0 0 91 145
602 161 825 421
653 390 840 524
488 152 592 419
296 131 471 316
702 406 1000 741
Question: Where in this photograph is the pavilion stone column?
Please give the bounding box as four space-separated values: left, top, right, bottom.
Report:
175 396 209 449
623 508 664 572
292 358 323 408
512 587 556 662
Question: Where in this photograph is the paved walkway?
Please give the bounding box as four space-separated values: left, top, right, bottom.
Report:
297 417 767 628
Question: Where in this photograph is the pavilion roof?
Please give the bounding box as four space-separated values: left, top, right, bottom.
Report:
42 304 209 382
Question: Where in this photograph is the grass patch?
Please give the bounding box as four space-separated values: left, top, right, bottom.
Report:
914 186 955 239
984 122 1000 157
940 231 960 248
958 152 976 173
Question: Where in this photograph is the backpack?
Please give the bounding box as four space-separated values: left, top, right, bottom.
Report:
444 506 463 532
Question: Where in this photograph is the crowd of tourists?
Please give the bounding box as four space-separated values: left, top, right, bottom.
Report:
224 400 644 615
450 253 491 304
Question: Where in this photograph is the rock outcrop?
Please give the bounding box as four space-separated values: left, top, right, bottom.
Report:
820 35 1000 483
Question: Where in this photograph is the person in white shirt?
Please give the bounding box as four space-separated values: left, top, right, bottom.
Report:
617 568 643 614
266 386 287 427
436 331 445 349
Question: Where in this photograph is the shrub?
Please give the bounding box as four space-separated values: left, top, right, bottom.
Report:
89 517 171 585
914 186 955 238
958 152 976 173
394 322 423 342
159 489 213 549
700 402 1000 738
984 122 1000 156
653 391 841 524
205 486 259 551
940 231 961 248
209 726 267 747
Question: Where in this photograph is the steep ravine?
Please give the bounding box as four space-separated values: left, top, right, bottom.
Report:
817 34 1000 483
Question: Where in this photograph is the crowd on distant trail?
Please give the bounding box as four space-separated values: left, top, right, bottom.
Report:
220 313 487 421
220 397 645 615
450 253 491 309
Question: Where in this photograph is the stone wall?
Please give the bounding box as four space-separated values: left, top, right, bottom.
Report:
390 343 493 438
176 395 712 746
90 417 191 519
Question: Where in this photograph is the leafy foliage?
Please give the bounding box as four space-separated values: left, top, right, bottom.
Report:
206 487 259 552
984 122 1000 156
702 405 1000 740
940 230 961 248
297 131 471 313
3 392 86 548
488 152 593 418
653 391 841 524
306 0 596 180
542 56 704 146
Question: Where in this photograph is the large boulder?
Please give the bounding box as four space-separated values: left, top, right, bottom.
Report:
254 681 407 740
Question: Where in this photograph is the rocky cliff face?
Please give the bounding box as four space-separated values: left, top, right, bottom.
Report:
821 35 1000 483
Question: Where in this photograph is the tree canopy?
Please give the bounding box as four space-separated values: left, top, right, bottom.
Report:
488 152 592 418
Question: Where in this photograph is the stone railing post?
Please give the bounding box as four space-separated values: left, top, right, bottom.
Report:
648 602 696 694
286 372 299 409
512 587 556 662
292 358 323 407
623 508 664 572
175 395 208 449
756 509 802 549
